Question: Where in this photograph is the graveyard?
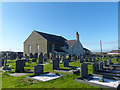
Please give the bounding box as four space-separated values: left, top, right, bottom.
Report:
1 53 120 89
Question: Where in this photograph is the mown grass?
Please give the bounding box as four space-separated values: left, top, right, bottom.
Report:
2 57 120 89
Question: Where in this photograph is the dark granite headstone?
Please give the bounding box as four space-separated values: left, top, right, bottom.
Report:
15 60 24 73
39 52 43 64
17 54 23 59
25 56 29 62
93 57 95 62
89 58 92 62
86 58 88 62
44 53 48 62
116 58 119 62
109 58 112 65
67 58 71 62
104 60 107 66
99 61 103 70
80 58 83 63
34 53 38 59
63 59 69 67
53 58 59 70
30 53 34 58
32 58 36 62
92 62 99 73
34 64 43 75
2 58 4 66
81 63 88 78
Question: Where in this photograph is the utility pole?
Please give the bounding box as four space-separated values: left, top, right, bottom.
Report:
100 40 102 56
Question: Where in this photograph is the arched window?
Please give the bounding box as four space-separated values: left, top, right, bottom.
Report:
37 44 39 53
28 45 31 54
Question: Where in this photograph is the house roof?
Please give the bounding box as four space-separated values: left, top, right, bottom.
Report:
35 30 67 43
83 48 91 52
66 40 77 47
108 50 120 53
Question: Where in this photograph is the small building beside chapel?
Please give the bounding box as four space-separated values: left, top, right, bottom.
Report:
24 30 88 56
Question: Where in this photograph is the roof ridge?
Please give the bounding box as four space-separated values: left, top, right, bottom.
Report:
35 30 62 37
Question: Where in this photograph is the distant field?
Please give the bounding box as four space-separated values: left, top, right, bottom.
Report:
2 57 120 89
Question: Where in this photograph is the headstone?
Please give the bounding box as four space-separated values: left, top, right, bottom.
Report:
25 55 29 62
93 57 95 62
2 55 9 70
92 62 99 73
72 55 75 61
89 58 92 62
2 58 4 66
34 64 43 75
109 58 112 65
34 53 38 59
80 58 83 63
104 60 107 66
116 58 119 62
15 60 24 73
86 58 88 62
30 53 34 58
69 55 71 59
78 54 81 59
32 58 36 62
61 55 65 63
63 59 69 67
17 54 23 59
44 53 48 62
39 52 43 64
67 58 71 62
53 58 59 70
99 61 103 70
81 63 88 78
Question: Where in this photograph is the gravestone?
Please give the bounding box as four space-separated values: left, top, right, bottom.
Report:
34 64 43 76
99 61 103 70
89 58 92 62
2 55 9 70
81 63 88 78
63 59 69 67
25 55 29 62
44 53 48 62
2 58 4 66
116 58 119 62
67 58 71 62
93 57 95 62
32 58 36 62
69 55 71 59
109 58 112 65
72 55 76 61
30 53 34 58
53 58 59 70
39 52 43 64
80 58 83 63
86 58 88 62
61 55 65 63
17 54 23 59
78 54 81 59
104 60 107 66
34 53 38 59
15 60 24 73
92 62 99 73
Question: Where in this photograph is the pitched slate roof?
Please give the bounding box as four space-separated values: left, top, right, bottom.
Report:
66 40 77 47
35 30 67 43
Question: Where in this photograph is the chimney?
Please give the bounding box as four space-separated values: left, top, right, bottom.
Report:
76 32 79 41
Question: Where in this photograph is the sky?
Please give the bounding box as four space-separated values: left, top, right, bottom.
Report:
1 2 118 52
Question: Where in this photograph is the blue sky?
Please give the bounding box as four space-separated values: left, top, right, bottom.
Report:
1 2 118 52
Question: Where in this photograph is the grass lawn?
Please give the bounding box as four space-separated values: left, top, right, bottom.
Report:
1 57 120 89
